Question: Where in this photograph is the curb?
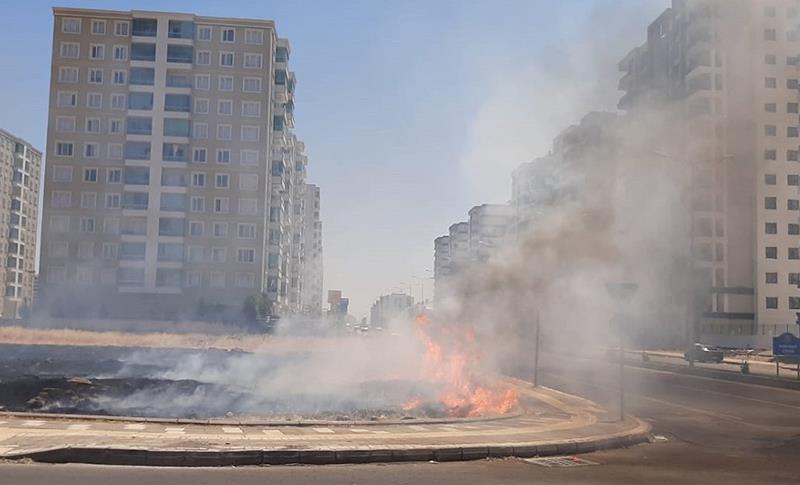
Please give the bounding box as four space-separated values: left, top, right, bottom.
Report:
4 419 652 466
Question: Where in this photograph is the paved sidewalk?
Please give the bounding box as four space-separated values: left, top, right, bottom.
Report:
0 380 650 466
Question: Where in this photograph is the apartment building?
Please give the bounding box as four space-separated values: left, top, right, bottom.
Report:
300 183 323 315
0 130 41 319
468 204 514 264
618 0 800 343
369 293 414 329
40 8 314 320
433 235 450 301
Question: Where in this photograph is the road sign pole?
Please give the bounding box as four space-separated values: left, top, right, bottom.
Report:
533 311 541 387
619 331 625 422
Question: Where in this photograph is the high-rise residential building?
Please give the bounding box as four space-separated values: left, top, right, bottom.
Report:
433 235 450 301
467 204 514 264
40 8 316 321
0 130 41 318
301 183 323 315
369 292 414 329
618 0 800 343
448 222 470 274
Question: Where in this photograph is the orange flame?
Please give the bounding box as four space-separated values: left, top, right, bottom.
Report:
404 314 519 417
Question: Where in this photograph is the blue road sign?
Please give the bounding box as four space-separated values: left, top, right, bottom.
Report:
773 332 800 358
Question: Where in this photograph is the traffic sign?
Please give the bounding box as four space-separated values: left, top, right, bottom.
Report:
773 332 800 358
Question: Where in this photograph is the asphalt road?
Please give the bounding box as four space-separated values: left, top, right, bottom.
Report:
2 356 799 484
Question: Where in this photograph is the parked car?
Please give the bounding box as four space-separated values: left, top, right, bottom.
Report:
684 343 724 363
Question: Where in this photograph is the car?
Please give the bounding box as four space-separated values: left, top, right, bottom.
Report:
684 343 725 363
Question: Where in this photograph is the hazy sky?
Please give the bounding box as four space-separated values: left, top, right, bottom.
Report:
0 0 666 318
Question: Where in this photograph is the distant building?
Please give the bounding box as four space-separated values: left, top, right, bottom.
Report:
433 235 450 301
448 222 470 274
468 204 513 264
300 184 323 315
370 293 414 329
0 130 42 318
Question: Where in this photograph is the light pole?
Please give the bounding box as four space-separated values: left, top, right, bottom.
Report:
605 282 638 422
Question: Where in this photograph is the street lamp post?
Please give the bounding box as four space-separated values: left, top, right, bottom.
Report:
605 282 639 422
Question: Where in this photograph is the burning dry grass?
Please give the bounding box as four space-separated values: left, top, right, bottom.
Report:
0 325 323 353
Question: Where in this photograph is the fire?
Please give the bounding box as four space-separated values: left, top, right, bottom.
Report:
404 314 519 417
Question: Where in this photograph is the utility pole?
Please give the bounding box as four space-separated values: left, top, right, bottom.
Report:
605 282 638 423
534 310 541 387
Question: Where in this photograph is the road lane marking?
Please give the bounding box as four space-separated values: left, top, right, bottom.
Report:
164 427 185 434
124 424 146 430
311 427 334 433
67 424 91 430
21 421 46 427
221 426 243 434
261 429 285 438
407 425 429 431
640 395 744 422
669 384 800 411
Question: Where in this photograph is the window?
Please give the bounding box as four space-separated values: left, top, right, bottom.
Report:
187 246 204 263
131 42 156 61
766 246 778 259
80 192 97 209
112 70 126 85
791 273 800 285
88 69 103 84
107 168 122 183
238 248 256 264
765 54 777 65
245 29 263 45
193 148 207 163
765 174 777 185
185 271 202 288
55 142 74 157
168 20 194 39
789 248 799 260
218 75 234 91
51 191 72 208
56 116 76 132
132 18 157 36
243 77 262 93
124 141 151 160
188 221 204 237
160 193 186 211
167 45 193 63
83 168 98 183
111 94 126 110
102 243 118 260
91 19 106 35
789 150 799 162
214 197 230 213
164 118 191 137
121 217 147 235
244 53 262 69
235 273 255 288
221 27 235 42
122 192 148 210
212 247 227 263
164 71 191 88
239 174 258 190
50 241 69 258
53 166 73 182
194 98 209 114
238 223 256 239
128 92 154 110
190 196 205 212
196 50 211 65
108 143 123 160
197 25 211 41
60 42 79 58
791 297 800 310
50 215 70 232
242 101 261 117
240 149 259 165
766 222 777 234
158 217 185 237
765 149 777 161
790 199 800 210
218 99 233 115
789 79 799 90
213 222 228 238
114 21 129 36
790 175 800 186
80 217 96 233
765 29 777 41
241 125 260 142
764 5 776 16
220 52 234 67
766 272 778 284
193 123 209 139
195 74 210 90
126 116 152 135
791 224 800 235
163 143 189 161
191 172 206 187
765 124 777 135
765 196 777 209
210 272 226 288
89 44 105 60
87 93 102 109
124 166 150 185
766 77 777 88
239 198 257 215
165 94 191 112
216 149 231 164
161 169 187 186
105 193 121 209
217 124 232 140
129 67 155 85
58 67 79 83
118 267 145 286
789 126 799 138
120 242 146 261
57 91 77 107
62 18 81 34
84 142 99 158
215 173 229 189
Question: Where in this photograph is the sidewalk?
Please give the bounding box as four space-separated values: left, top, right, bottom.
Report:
0 379 650 466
